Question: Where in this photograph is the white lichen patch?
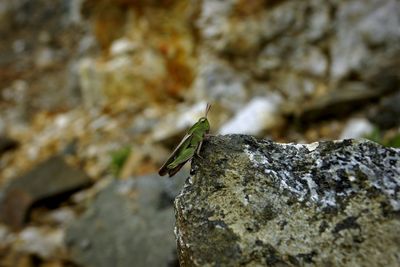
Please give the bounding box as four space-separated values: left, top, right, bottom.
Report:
304 142 319 151
302 174 319 202
277 141 319 152
244 138 400 211
244 145 271 166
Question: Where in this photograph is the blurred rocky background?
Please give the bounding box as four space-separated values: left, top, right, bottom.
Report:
0 0 399 266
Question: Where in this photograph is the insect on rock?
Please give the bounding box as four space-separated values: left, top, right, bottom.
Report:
158 103 211 177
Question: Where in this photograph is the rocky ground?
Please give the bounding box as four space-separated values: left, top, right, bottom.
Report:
0 0 399 266
175 135 400 266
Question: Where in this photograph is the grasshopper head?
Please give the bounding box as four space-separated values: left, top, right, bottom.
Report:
197 117 210 132
195 103 211 132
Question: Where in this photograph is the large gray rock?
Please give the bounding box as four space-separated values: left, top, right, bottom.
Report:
66 172 187 267
0 156 91 229
175 135 400 266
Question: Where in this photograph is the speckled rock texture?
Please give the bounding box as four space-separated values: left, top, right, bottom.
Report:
175 135 400 267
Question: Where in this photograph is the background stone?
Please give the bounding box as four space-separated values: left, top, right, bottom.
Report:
0 156 91 229
66 172 187 267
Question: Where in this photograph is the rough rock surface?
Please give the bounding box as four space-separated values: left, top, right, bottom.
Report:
175 135 400 266
66 172 187 267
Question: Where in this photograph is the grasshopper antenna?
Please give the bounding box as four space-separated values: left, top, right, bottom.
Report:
205 103 211 117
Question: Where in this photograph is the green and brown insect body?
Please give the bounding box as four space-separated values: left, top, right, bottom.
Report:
159 104 211 177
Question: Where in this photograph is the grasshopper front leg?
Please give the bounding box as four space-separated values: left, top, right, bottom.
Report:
196 140 204 157
197 133 212 157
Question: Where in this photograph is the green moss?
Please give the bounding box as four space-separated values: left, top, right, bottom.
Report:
364 127 381 144
385 133 400 148
364 127 400 148
110 146 131 177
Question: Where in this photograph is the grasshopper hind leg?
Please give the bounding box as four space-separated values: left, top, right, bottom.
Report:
167 147 196 177
167 147 196 169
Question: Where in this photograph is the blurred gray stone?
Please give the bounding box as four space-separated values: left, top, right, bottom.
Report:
358 0 400 46
305 0 330 41
256 44 284 72
194 0 400 117
197 1 263 55
297 82 384 122
66 172 188 267
331 0 400 81
14 226 65 259
340 118 374 139
34 47 59 69
0 0 88 112
219 95 282 135
192 60 247 112
45 207 77 226
0 156 91 229
368 91 400 129
291 46 328 77
260 1 297 41
175 135 400 266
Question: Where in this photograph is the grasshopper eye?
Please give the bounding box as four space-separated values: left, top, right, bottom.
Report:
199 118 206 122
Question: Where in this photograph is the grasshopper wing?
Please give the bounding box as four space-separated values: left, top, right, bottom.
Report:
167 160 189 177
158 133 192 176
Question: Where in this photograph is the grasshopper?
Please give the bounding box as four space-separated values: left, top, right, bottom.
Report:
159 103 211 177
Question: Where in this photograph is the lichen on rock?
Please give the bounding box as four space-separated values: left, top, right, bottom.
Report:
175 135 400 266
